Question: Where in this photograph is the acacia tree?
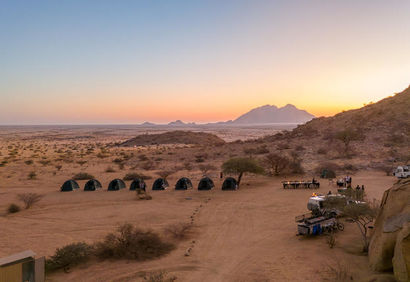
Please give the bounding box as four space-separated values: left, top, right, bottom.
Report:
263 153 289 176
325 198 378 253
343 202 378 252
221 157 264 186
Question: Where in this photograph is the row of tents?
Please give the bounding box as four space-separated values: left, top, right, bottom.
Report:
61 177 239 192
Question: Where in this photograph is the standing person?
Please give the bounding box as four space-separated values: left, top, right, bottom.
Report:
355 185 360 200
361 185 365 200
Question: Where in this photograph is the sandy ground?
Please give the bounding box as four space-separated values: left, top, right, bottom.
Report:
0 126 397 281
0 171 396 281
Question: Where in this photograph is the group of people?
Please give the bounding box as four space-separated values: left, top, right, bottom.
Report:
333 175 366 201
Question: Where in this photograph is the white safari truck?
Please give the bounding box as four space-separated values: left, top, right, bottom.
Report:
295 194 344 235
393 165 410 178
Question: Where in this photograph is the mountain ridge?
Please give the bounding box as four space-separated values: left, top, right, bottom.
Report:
137 104 314 126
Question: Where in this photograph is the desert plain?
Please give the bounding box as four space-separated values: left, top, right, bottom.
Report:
0 125 399 282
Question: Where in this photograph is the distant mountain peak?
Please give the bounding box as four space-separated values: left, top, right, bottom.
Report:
233 104 314 124
281 104 296 109
168 120 185 125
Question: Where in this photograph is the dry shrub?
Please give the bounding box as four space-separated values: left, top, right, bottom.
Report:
105 166 116 173
323 261 353 281
315 162 341 175
164 223 192 240
144 271 177 282
138 154 149 161
46 242 93 272
326 232 336 249
28 171 37 180
94 224 174 260
142 160 155 170
72 172 95 180
17 193 43 209
198 164 217 175
123 172 152 181
183 162 193 171
342 163 358 173
7 203 21 214
157 170 173 179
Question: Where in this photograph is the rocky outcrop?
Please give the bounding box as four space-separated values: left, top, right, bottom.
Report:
392 222 410 282
369 178 410 282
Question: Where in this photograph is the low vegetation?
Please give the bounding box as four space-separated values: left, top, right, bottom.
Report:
46 224 174 273
72 172 95 180
46 242 93 273
94 223 174 260
17 193 43 209
28 171 37 180
7 203 21 214
123 172 152 181
164 223 192 240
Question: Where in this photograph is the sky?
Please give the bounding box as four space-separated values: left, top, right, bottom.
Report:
1 0 409 124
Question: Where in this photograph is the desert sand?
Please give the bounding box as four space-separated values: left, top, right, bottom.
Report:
0 126 397 281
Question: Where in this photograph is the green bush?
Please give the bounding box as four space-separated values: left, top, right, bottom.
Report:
46 242 93 272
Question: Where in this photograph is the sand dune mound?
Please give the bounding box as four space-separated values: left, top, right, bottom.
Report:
120 130 225 146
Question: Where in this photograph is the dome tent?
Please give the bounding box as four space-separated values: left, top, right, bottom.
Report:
61 180 80 192
222 177 238 190
84 179 102 191
130 178 146 191
175 177 193 190
108 179 126 191
152 178 169 190
198 177 214 190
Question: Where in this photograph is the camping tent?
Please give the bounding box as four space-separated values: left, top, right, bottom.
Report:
130 178 146 191
84 179 102 191
222 177 238 190
61 180 80 192
198 177 214 190
108 179 126 191
152 178 169 190
175 177 193 190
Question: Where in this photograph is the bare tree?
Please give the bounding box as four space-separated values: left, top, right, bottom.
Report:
343 202 378 252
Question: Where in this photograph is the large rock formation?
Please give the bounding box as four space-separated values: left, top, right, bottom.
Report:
369 178 410 282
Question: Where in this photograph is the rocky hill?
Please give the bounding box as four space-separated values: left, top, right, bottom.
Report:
253 85 410 171
120 130 225 146
293 85 410 138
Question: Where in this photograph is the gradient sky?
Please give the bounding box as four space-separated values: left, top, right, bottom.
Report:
1 0 409 124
